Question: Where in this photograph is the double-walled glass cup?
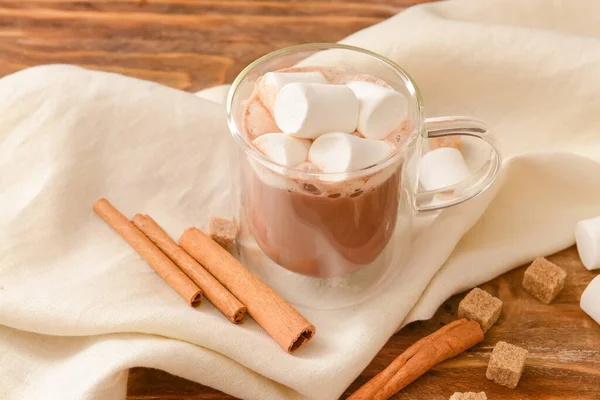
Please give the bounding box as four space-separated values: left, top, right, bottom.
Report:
227 43 501 309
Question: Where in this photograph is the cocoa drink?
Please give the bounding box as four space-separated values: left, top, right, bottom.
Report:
241 67 408 278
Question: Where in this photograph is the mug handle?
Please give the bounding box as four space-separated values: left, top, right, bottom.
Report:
415 116 502 212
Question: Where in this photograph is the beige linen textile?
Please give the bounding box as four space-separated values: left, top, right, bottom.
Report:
2 0 600 399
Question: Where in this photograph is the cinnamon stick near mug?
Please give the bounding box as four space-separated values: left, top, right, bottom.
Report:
132 214 246 324
348 318 483 400
179 227 315 353
93 199 202 306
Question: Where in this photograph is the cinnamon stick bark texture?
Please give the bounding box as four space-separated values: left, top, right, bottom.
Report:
132 214 246 323
179 227 315 353
347 319 467 400
374 320 483 400
348 318 483 400
93 199 202 306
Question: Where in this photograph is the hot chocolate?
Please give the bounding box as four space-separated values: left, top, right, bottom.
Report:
241 67 408 278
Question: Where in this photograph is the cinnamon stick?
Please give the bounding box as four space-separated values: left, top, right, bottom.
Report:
93 199 202 306
348 319 483 400
376 319 483 400
347 318 468 400
179 227 315 353
132 214 246 323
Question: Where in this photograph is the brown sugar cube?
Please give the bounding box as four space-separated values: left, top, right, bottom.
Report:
522 257 567 304
486 341 527 388
449 392 487 400
457 288 502 332
208 217 237 251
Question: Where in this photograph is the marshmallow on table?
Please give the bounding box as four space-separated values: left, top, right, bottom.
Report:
419 147 469 191
581 275 600 326
346 81 408 140
308 132 393 173
274 83 359 139
575 216 600 270
253 133 311 167
258 71 327 111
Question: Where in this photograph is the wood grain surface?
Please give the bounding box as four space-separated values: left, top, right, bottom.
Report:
3 1 599 399
0 0 434 91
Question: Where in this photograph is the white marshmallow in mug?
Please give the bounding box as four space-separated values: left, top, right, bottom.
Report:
253 133 311 167
580 275 600 326
258 71 327 111
346 81 408 140
419 147 469 191
575 216 600 270
308 132 394 173
274 83 359 139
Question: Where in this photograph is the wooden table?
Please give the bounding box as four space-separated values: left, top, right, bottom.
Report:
3 1 599 399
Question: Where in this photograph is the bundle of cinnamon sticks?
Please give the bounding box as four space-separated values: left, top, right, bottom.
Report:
93 198 315 353
94 197 482 394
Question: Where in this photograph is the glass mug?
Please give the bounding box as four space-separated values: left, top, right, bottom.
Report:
227 43 501 309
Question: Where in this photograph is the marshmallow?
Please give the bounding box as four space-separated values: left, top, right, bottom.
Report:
308 132 393 173
258 71 328 111
243 100 281 137
419 147 469 191
274 83 359 139
346 81 407 140
252 133 310 167
575 216 600 270
581 275 600 326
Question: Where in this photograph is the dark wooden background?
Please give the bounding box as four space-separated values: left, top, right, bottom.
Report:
0 0 434 92
2 1 599 399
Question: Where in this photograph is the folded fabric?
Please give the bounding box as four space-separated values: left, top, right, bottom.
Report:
2 0 600 399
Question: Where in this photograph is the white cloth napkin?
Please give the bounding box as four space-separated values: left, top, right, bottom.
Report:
2 0 600 399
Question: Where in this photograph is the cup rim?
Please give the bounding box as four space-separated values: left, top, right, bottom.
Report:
226 42 424 178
